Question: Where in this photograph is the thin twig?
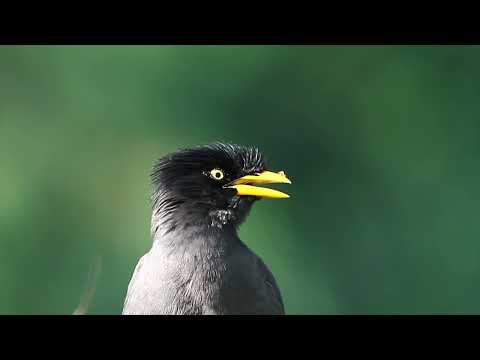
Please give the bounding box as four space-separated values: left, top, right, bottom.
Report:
73 254 102 315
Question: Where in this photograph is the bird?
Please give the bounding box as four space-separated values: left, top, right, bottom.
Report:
122 142 292 315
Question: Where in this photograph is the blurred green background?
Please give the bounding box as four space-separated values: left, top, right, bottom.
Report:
1 45 480 314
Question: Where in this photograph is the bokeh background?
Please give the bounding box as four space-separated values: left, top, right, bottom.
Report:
1 45 480 314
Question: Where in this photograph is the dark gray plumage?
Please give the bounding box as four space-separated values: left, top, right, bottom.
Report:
122 143 287 315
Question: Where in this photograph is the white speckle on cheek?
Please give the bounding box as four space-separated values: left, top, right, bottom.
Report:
209 209 234 228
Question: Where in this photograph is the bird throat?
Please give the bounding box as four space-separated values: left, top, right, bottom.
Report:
208 209 237 229
151 201 239 241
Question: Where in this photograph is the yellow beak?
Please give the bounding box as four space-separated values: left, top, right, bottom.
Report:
227 170 292 199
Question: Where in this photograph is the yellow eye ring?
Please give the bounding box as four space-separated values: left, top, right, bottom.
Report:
210 168 224 180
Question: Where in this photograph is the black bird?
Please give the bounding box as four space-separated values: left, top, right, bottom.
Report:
122 143 291 315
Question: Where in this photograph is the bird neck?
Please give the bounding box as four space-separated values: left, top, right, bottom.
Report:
151 202 240 243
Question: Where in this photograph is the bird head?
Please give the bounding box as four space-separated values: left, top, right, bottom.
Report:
150 143 291 233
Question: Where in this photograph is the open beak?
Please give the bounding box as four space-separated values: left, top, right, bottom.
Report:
226 170 292 199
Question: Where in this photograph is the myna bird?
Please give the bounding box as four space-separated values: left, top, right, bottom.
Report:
122 143 291 315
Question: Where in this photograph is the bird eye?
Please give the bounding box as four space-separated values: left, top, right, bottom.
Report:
210 168 224 180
